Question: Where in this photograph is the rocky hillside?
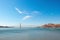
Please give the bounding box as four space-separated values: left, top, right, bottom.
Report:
42 23 60 28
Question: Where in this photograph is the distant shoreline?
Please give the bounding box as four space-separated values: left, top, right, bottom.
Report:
0 26 13 28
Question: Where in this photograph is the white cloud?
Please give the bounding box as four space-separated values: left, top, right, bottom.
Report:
15 7 41 20
23 16 31 20
31 11 41 16
31 11 40 14
15 7 40 15
15 7 22 14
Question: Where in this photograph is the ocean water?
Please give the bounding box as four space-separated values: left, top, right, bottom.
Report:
0 27 60 40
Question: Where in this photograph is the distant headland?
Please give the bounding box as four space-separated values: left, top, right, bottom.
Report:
0 23 60 28
0 26 13 28
42 23 60 28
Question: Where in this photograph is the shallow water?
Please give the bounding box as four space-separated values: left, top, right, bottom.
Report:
0 28 60 40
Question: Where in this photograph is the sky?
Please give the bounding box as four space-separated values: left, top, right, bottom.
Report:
0 0 60 27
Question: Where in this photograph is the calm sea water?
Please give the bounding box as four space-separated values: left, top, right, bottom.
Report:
0 27 60 40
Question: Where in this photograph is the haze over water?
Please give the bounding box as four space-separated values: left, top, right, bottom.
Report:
0 28 60 40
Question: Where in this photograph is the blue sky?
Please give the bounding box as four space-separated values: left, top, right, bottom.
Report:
0 0 60 26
